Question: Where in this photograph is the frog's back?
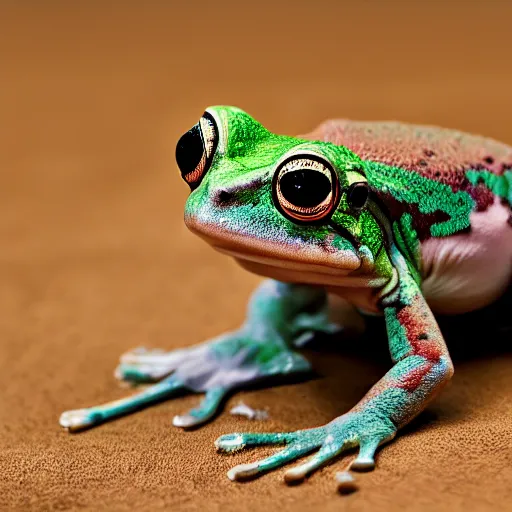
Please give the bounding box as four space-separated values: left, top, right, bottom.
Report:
305 120 512 314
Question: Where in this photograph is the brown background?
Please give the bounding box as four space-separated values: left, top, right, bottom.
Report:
1 2 511 511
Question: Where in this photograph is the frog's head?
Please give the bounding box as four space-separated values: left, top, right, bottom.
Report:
176 107 391 287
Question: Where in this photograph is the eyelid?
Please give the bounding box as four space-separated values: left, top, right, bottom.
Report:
199 116 217 160
278 158 332 178
203 108 227 156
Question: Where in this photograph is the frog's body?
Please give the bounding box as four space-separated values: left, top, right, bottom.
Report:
60 107 512 492
186 113 512 315
306 119 512 314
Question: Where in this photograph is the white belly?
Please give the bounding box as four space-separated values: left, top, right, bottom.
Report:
421 197 512 314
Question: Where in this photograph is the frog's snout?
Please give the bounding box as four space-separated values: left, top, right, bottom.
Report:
176 112 219 191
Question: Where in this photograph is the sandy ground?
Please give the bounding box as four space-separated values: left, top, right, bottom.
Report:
0 2 511 511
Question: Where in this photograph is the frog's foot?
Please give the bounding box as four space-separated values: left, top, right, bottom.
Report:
60 336 312 432
215 410 396 489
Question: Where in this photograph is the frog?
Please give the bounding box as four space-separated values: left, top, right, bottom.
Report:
60 106 512 491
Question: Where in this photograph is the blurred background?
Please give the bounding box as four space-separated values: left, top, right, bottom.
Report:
1 2 511 511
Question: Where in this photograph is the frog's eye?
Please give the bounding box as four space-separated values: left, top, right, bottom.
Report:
347 182 369 210
273 156 339 223
176 112 218 190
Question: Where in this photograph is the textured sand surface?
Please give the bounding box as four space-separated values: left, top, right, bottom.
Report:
0 2 511 511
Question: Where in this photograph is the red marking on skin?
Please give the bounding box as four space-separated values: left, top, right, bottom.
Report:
376 193 451 241
396 361 434 392
396 295 443 361
465 182 495 212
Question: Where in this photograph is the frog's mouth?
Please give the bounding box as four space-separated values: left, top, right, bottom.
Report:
186 217 375 287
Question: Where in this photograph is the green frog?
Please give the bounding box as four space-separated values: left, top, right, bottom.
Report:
60 106 512 491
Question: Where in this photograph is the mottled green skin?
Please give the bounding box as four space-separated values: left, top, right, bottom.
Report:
61 107 497 492
366 161 474 237
194 108 457 485
185 107 376 269
186 107 477 293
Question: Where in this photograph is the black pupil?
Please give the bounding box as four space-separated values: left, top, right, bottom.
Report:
175 124 204 178
279 170 331 208
347 183 368 209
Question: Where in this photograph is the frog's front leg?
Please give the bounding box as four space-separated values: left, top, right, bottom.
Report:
59 280 337 431
217 255 454 488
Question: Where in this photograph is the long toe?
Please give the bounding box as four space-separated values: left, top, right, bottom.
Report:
59 409 99 432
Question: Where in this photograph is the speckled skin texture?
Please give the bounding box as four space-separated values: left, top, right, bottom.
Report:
306 120 512 192
307 119 512 236
305 119 512 314
2 2 512 511
59 104 511 490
